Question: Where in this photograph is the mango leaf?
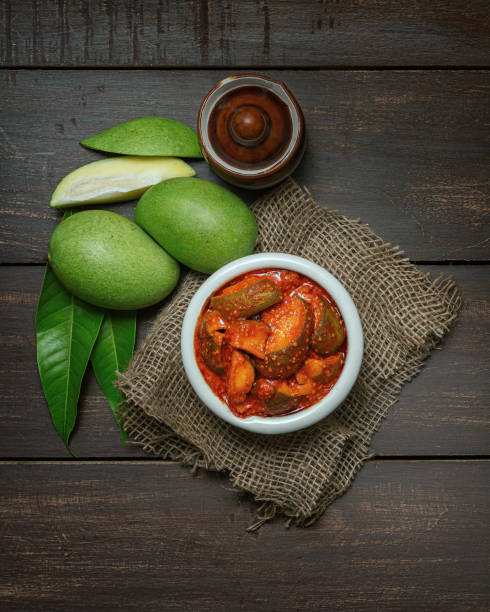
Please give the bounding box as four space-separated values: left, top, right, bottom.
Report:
91 311 136 443
36 265 104 450
36 207 105 450
81 117 203 158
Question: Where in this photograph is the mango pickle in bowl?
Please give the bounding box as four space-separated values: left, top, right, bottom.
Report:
181 253 363 434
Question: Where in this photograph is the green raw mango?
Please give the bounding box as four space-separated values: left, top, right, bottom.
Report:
48 210 180 310
81 117 203 158
135 177 257 274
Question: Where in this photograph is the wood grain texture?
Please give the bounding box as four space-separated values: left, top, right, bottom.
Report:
1 4 488 604
0 460 488 611
1 0 489 67
0 69 488 263
1 265 488 458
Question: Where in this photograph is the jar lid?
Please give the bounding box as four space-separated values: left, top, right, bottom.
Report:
198 74 305 182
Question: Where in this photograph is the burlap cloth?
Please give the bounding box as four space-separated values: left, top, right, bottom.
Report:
118 178 462 528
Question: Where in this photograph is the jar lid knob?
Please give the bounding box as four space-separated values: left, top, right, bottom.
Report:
228 105 270 147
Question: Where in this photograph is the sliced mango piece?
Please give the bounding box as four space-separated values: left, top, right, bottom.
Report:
81 117 203 158
50 156 195 208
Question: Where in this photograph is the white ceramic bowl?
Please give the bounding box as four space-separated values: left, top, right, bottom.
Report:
181 253 363 434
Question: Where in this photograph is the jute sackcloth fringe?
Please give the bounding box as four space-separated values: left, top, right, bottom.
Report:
118 178 462 528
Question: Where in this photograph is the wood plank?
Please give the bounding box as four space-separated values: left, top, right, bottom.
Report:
1 1 489 68
0 460 488 610
0 265 488 458
371 264 490 455
0 69 488 263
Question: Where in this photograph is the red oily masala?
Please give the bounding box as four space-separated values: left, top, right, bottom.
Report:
194 268 347 418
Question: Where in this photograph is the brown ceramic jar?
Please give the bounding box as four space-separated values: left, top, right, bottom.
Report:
198 74 306 189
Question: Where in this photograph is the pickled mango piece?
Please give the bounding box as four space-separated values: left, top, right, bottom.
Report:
198 311 227 374
250 378 276 402
310 296 346 356
225 320 271 359
226 350 255 406
265 379 315 415
255 296 313 379
300 354 343 384
210 278 282 319
203 310 228 333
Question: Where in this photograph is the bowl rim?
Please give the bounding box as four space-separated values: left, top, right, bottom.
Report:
181 253 363 434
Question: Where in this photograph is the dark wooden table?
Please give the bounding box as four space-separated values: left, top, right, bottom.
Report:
1 2 489 610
